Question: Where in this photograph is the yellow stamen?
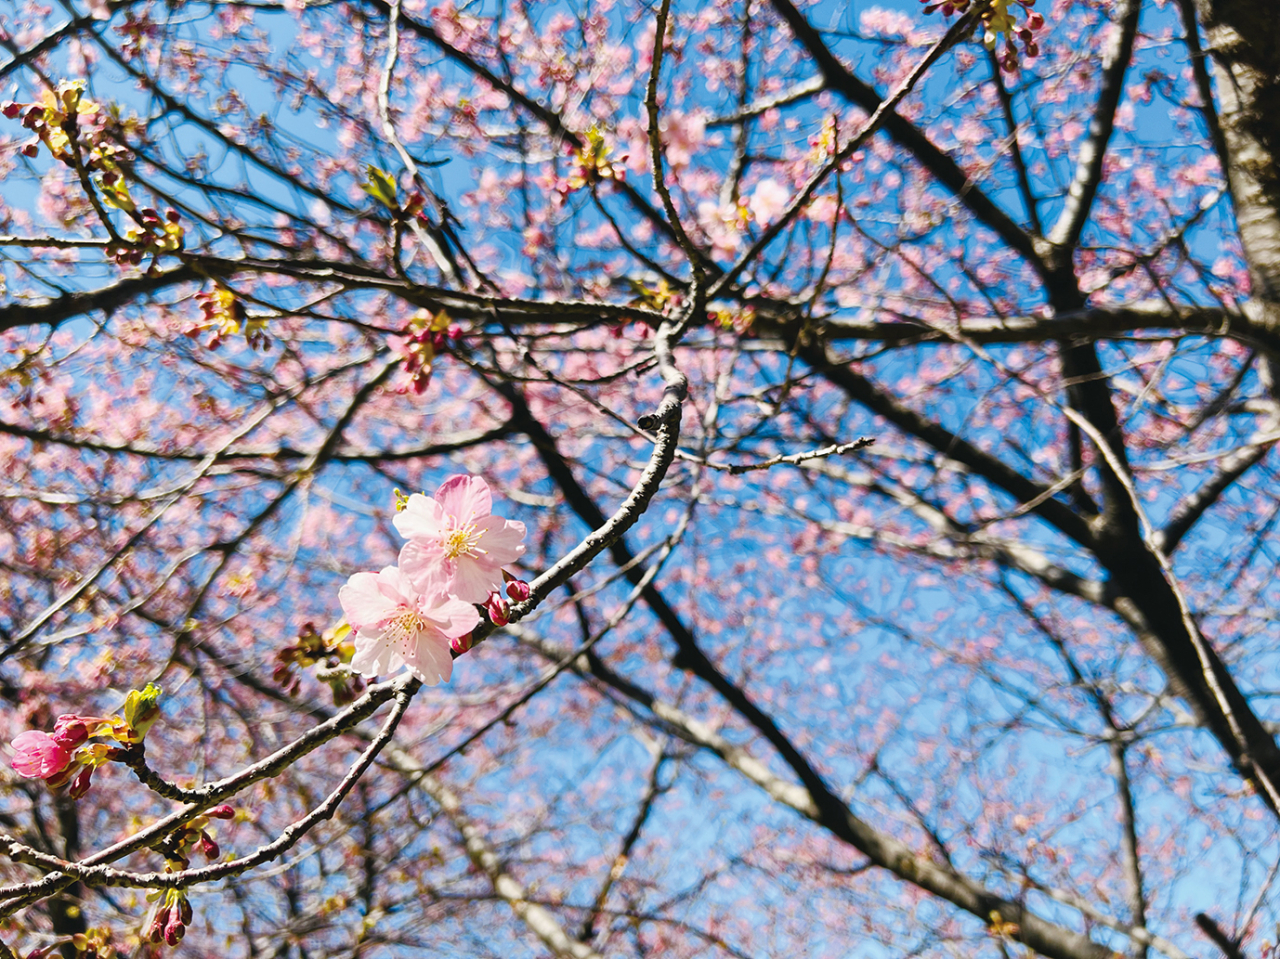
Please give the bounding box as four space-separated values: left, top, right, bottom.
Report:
442 523 484 559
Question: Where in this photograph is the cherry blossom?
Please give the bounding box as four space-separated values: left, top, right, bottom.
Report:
748 177 791 226
10 730 79 780
394 474 527 602
9 714 107 781
339 565 481 685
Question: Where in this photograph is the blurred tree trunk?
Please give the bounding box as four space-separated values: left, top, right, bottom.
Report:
1194 0 1280 315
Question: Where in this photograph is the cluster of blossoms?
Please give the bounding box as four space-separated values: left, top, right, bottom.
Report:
146 891 194 948
191 286 269 351
2 80 185 267
921 0 1043 70
339 475 527 686
394 309 461 395
559 125 626 196
9 684 162 797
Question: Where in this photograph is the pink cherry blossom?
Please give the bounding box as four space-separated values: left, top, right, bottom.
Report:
748 177 791 225
10 730 78 780
395 474 526 603
339 565 481 686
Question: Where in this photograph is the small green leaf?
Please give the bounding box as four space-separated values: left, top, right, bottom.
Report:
361 165 400 210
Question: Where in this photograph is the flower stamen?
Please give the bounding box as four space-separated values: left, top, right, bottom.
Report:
441 523 484 559
380 608 427 653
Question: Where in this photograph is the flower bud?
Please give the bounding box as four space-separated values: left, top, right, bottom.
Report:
178 895 194 925
149 905 170 943
122 683 163 743
164 912 185 946
485 592 510 627
199 830 220 860
208 804 236 819
505 579 531 602
68 763 94 799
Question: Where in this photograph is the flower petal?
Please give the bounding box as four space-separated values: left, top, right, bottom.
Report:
451 557 501 603
434 474 492 522
404 632 454 686
474 515 527 565
398 541 455 595
339 570 394 630
422 596 482 639
350 630 401 679
393 493 447 542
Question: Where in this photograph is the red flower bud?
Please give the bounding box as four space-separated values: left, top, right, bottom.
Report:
199 830 220 860
21 141 38 158
149 905 170 943
505 579 531 602
68 764 94 799
208 804 235 819
1 101 21 119
164 915 185 946
485 591 510 627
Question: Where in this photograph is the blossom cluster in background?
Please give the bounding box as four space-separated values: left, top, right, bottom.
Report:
339 475 527 685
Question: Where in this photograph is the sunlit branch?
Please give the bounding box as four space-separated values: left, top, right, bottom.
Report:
378 0 465 288
706 75 826 130
1045 0 1141 250
0 674 412 914
645 0 705 287
1 680 416 891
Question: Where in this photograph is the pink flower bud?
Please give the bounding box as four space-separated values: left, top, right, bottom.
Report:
148 905 169 943
1 101 21 119
505 579 531 602
164 911 185 946
208 804 235 819
485 591 510 627
11 730 75 780
20 141 38 158
451 631 474 654
51 715 96 748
